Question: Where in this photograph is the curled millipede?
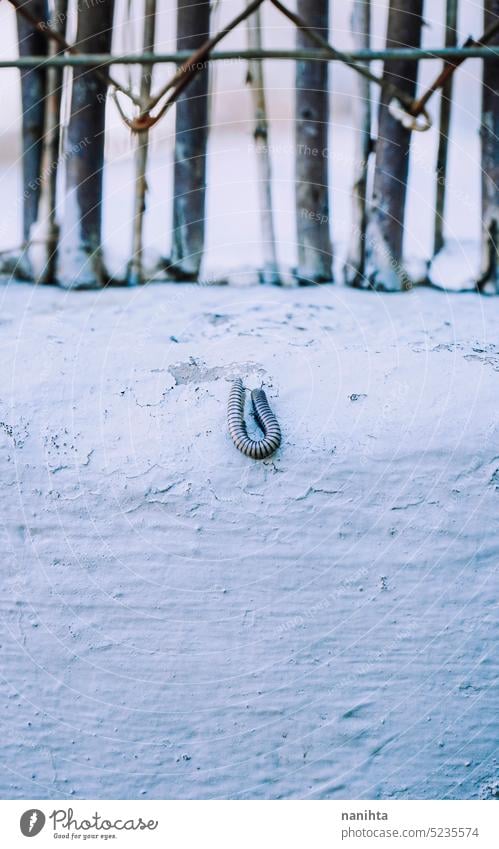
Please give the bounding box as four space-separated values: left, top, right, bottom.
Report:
228 378 282 459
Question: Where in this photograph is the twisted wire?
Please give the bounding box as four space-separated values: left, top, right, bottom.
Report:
227 379 281 459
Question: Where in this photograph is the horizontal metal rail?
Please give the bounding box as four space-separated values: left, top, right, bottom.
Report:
1 46 499 69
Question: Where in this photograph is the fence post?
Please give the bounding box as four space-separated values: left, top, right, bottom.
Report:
433 0 458 258
28 0 67 283
344 0 371 287
479 0 499 292
364 0 423 290
295 0 333 284
246 4 281 285
16 0 49 253
169 0 210 281
57 1 115 289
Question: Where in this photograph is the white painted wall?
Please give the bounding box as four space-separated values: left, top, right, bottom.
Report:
0 281 497 799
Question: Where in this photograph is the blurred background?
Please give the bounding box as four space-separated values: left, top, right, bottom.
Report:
0 1 485 277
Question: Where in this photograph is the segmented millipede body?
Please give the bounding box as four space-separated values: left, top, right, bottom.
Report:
228 379 282 459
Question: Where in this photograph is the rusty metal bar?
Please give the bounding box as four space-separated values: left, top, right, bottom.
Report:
2 46 499 69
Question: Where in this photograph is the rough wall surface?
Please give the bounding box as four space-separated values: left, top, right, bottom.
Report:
0 282 497 800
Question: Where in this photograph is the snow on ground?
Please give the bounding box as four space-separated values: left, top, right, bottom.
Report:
0 279 498 800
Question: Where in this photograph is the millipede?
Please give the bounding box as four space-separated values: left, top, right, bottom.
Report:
227 378 282 459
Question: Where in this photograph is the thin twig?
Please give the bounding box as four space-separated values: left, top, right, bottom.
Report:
128 0 157 285
117 0 266 131
411 16 499 116
344 0 372 286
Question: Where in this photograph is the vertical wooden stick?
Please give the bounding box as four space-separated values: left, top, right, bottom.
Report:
170 0 210 281
29 0 67 283
128 0 157 286
246 4 281 285
365 0 423 290
433 0 458 257
57 0 115 289
344 0 371 287
295 0 333 284
16 0 49 247
479 0 499 291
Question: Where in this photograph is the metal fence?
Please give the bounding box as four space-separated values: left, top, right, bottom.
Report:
4 0 499 292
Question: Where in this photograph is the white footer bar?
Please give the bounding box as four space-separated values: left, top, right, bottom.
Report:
2 800 497 848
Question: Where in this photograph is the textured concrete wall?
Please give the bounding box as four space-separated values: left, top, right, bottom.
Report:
0 283 497 799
